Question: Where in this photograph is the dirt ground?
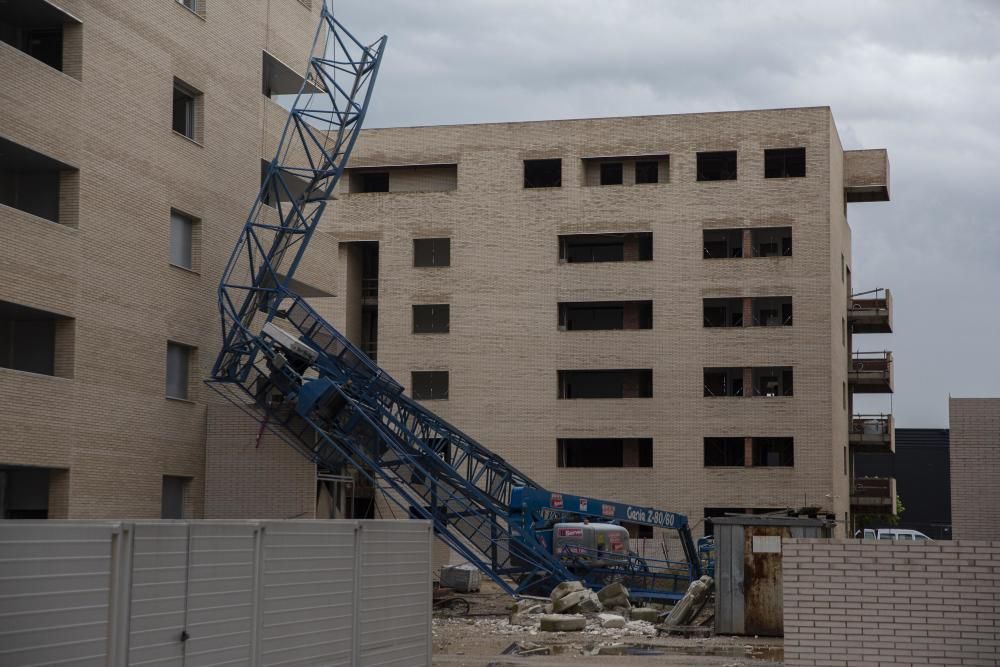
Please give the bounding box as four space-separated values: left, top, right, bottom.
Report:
432 582 783 667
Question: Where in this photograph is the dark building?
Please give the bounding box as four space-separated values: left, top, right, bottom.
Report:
855 428 951 539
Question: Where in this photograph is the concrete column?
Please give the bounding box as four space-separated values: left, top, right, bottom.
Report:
743 367 753 397
623 235 640 261
744 437 754 467
623 302 640 329
742 297 753 328
742 229 752 258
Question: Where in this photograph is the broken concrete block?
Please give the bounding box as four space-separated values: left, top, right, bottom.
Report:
576 590 603 614
597 582 631 608
629 607 661 623
549 580 584 602
508 613 535 627
543 602 553 613
510 599 544 615
552 589 589 613
598 613 626 629
539 614 587 632
664 575 714 627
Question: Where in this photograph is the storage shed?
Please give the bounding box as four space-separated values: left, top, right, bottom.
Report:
713 515 833 636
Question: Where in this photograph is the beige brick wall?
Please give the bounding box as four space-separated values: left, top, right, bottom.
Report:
317 108 878 536
0 0 319 518
783 538 1000 666
950 398 1000 540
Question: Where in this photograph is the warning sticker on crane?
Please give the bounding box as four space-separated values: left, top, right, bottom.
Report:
579 498 588 512
557 527 583 538
602 504 616 517
550 494 563 509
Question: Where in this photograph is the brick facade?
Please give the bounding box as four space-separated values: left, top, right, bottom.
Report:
783 538 1000 666
950 398 1000 540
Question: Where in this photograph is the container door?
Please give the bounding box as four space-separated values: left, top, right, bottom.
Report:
743 526 786 636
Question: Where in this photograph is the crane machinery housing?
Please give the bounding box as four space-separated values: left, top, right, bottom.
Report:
208 4 703 601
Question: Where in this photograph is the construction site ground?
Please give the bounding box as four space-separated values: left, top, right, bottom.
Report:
432 581 784 666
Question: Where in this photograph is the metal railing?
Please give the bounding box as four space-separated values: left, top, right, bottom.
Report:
361 277 378 299
851 414 892 437
851 350 892 371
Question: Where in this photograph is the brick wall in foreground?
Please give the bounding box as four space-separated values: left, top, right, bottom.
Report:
783 538 1000 666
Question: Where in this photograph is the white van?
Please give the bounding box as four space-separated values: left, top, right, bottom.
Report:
857 528 932 541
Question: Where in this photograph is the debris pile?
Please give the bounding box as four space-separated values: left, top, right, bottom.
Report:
663 575 714 627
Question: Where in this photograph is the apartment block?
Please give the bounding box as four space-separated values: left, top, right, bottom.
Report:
0 0 321 519
949 397 1000 540
316 108 892 537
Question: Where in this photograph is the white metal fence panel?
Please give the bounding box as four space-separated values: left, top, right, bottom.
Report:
0 520 432 667
358 522 432 667
259 521 357 667
0 522 119 667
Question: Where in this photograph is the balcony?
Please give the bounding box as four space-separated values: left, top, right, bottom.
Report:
850 414 894 452
844 149 890 202
849 288 893 334
849 351 893 393
851 477 897 515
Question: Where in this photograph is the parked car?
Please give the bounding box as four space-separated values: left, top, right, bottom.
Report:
856 528 932 541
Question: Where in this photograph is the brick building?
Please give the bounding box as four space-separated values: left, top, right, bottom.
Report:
0 0 322 518
949 397 1000 540
1 3 897 538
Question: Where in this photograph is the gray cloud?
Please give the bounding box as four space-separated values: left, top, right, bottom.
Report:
333 0 1000 426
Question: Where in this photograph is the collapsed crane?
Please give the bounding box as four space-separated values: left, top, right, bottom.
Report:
208 4 702 600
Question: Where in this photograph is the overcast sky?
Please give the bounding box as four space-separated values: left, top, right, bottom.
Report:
333 0 1000 427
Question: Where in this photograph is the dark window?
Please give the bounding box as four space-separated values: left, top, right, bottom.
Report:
524 159 561 188
599 162 623 185
558 369 653 399
560 233 652 263
697 151 737 181
172 79 201 140
0 466 52 519
752 437 794 466
166 342 194 400
560 301 652 331
752 297 793 326
411 371 448 400
178 0 200 13
0 13 65 72
0 302 68 376
412 304 449 334
752 367 793 397
703 229 743 259
413 238 450 267
703 298 743 328
704 507 744 536
635 161 659 184
557 438 652 468
359 172 389 193
622 522 654 539
704 437 745 467
764 148 806 178
704 367 744 397
751 227 792 257
161 475 188 519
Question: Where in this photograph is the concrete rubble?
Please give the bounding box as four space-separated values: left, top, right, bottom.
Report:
597 613 626 628
664 575 714 627
539 614 588 632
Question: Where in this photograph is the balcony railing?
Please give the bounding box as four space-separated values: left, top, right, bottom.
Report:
851 477 897 515
849 350 893 394
361 278 378 300
849 413 894 452
849 288 893 334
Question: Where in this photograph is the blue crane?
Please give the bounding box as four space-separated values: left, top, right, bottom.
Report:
209 4 702 601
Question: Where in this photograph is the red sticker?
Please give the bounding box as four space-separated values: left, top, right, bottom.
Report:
558 527 583 538
602 504 615 517
551 494 564 509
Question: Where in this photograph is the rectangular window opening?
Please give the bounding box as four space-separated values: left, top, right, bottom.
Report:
751 296 792 326
524 159 561 188
166 341 194 400
752 437 794 467
751 227 792 257
169 209 197 270
703 229 743 259
703 367 744 397
704 437 745 467
0 136 77 225
412 304 449 334
560 232 652 263
413 238 451 267
764 147 806 178
558 369 652 399
557 438 652 468
559 301 652 331
0 3 80 75
752 366 793 397
697 151 737 181
411 370 448 401
160 475 189 519
635 160 659 184
172 78 202 141
703 298 743 328
599 162 623 185
0 301 73 377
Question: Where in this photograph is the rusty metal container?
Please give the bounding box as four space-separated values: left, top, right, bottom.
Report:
713 515 833 637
